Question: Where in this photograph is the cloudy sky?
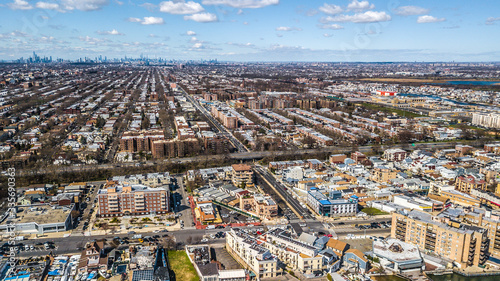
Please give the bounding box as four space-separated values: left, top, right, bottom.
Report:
1 0 499 61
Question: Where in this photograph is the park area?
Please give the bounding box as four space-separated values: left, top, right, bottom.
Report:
167 250 199 281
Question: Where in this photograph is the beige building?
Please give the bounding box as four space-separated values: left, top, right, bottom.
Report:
232 164 253 187
264 229 323 274
239 194 278 220
226 228 278 280
370 167 397 183
392 209 489 268
455 175 486 194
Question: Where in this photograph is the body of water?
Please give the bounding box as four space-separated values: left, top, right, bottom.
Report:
444 81 500 86
398 93 486 107
427 273 500 281
372 273 500 281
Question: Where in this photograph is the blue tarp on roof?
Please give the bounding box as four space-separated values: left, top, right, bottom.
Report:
48 270 60 276
6 274 30 280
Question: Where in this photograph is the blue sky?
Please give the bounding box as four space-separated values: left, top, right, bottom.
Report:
0 0 499 61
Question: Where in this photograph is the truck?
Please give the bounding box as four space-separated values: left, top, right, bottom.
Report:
132 234 142 239
206 225 215 230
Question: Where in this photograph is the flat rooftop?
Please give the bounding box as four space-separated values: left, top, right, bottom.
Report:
1 204 73 225
373 238 422 263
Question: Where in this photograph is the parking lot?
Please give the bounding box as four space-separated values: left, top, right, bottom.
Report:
354 221 391 230
212 246 242 270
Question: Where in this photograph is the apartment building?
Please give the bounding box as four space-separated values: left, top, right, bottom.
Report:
111 172 171 187
472 113 500 129
307 188 358 217
455 175 486 194
370 167 397 184
211 104 238 129
97 181 169 217
383 148 407 162
225 228 278 280
240 194 278 220
264 228 323 274
232 164 253 187
120 130 165 152
391 209 489 268
151 138 200 159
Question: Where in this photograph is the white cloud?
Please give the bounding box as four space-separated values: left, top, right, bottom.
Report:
184 12 218 22
7 0 33 10
201 0 278 9
325 11 390 23
347 0 374 12
275 26 302 31
159 1 204 14
486 17 500 25
127 17 165 25
323 33 333 37
36 2 61 10
60 0 109 11
142 17 165 25
227 42 255 47
417 15 446 23
318 3 342 15
318 23 344 30
97 29 124 35
186 30 196 35
394 6 429 16
79 36 108 44
127 17 142 22
192 42 203 49
190 36 202 43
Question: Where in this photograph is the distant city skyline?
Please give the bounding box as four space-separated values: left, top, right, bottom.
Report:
1 0 499 62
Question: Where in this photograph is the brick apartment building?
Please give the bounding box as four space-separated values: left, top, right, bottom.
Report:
97 181 169 217
119 130 165 152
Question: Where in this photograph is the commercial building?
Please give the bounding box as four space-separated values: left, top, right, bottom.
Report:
392 195 443 212
440 189 480 207
372 238 424 273
391 209 489 268
186 245 246 281
307 188 358 217
97 181 169 217
0 204 75 234
225 228 278 279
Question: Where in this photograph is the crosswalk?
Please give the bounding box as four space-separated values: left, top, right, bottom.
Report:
19 245 59 253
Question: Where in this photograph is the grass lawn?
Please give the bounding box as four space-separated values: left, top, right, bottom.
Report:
360 102 426 118
168 250 199 281
361 207 389 216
